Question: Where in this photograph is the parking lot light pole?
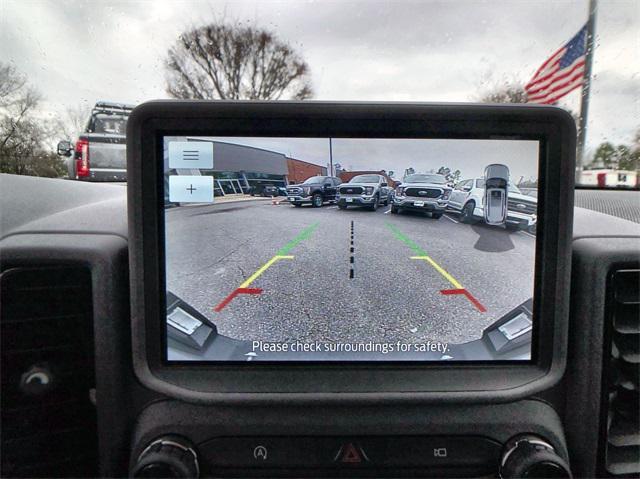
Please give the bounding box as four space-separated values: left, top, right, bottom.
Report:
329 138 334 177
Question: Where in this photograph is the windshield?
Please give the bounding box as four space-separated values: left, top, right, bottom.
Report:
302 176 325 185
2 1 637 189
405 174 447 184
350 175 380 183
2 1 638 368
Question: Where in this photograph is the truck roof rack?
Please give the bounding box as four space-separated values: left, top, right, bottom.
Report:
93 101 135 114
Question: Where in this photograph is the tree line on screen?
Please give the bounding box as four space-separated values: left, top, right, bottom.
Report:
1 19 637 177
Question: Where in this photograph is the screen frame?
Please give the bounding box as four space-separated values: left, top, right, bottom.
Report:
128 101 575 403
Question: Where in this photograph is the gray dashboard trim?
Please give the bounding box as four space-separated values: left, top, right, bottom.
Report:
0 233 131 478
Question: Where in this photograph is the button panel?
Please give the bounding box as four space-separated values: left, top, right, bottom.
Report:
199 436 500 474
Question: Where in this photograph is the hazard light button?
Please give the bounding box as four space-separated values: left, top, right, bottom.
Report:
334 442 369 464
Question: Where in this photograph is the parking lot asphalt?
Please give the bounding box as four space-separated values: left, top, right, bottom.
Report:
165 200 536 346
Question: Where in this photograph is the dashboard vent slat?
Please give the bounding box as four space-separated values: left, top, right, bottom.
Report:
606 444 640 476
614 304 640 334
0 267 98 478
608 412 640 447
613 333 640 363
602 269 640 476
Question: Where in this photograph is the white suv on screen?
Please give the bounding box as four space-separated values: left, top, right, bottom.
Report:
448 178 537 231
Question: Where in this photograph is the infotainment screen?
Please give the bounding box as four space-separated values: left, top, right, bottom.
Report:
163 136 539 363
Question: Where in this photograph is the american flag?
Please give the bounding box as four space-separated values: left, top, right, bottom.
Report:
526 25 588 104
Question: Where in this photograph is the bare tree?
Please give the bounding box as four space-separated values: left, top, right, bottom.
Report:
476 80 528 103
54 103 92 140
0 62 65 177
475 76 581 132
0 63 28 106
165 21 312 100
0 64 42 149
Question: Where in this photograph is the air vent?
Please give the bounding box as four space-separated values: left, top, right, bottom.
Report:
602 269 640 476
0 266 98 477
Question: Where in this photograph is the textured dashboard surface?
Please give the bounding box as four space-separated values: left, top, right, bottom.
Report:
0 174 126 240
575 188 640 224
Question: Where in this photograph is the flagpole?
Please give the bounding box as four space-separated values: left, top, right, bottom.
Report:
576 0 598 180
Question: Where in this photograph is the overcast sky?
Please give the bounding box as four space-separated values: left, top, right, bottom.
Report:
2 0 638 160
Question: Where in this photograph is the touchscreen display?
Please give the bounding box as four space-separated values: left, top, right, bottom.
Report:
163 136 539 362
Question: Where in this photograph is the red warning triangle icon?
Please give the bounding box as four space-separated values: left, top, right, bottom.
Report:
340 443 362 463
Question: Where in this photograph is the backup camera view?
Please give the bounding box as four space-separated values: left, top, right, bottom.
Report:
164 137 539 362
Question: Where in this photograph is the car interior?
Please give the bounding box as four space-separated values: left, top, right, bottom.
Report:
1 100 639 478
1 2 639 479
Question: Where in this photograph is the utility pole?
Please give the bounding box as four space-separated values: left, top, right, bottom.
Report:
329 138 334 176
576 0 598 182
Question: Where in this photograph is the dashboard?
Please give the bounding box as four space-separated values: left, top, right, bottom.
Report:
0 103 639 479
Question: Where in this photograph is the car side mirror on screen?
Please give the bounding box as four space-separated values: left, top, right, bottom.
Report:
484 164 510 225
381 182 388 187
56 140 72 157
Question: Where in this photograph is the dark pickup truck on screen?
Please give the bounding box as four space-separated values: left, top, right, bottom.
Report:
56 101 133 181
286 175 342 207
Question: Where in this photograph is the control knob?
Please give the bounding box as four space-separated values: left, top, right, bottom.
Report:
500 435 571 478
131 436 199 478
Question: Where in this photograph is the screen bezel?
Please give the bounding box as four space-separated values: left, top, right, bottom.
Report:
128 101 575 403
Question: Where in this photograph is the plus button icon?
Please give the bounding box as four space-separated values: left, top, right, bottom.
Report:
186 184 197 194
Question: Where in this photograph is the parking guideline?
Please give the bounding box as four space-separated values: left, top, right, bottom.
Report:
410 255 463 290
385 223 486 313
214 223 319 312
239 255 294 289
276 222 319 255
